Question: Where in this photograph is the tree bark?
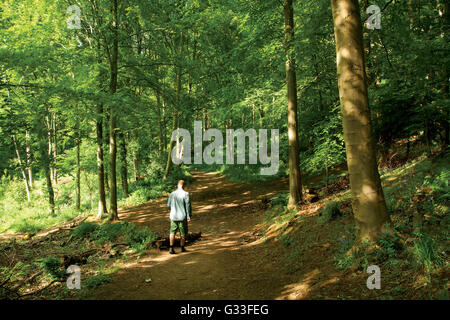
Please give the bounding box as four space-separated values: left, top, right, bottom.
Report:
76 133 81 211
52 113 57 183
119 131 128 197
12 135 31 202
25 130 33 189
284 0 303 209
132 129 140 181
440 1 449 152
164 43 182 181
46 115 53 183
331 0 390 242
96 104 108 218
109 0 119 221
202 108 208 132
164 106 178 181
44 162 55 215
156 91 163 152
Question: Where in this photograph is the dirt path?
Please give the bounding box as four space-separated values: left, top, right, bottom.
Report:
90 171 305 300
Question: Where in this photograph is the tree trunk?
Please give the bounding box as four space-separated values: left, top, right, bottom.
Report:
164 108 178 181
44 162 55 215
440 1 449 152
52 113 57 184
96 104 108 218
132 129 140 181
25 130 33 189
39 124 55 215
12 135 31 202
76 133 81 211
119 131 128 198
202 108 208 132
284 0 303 209
108 0 120 221
103 120 110 193
46 115 53 183
362 0 374 86
331 0 390 242
164 60 182 180
156 91 163 152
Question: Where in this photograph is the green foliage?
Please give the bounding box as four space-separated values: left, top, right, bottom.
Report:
73 222 100 238
318 201 341 224
124 223 158 252
72 221 158 252
412 234 444 272
374 231 402 261
83 274 110 289
41 256 64 280
90 223 127 244
271 192 289 208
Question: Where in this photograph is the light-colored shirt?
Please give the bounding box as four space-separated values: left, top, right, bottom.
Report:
167 187 192 221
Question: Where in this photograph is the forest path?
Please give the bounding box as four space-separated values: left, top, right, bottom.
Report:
89 170 311 299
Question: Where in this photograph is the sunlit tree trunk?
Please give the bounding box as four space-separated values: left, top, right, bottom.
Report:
284 0 303 209
331 0 390 242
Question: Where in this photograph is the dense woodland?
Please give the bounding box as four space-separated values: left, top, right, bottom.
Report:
0 0 448 300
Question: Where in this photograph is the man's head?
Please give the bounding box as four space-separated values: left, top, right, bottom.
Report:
177 180 185 189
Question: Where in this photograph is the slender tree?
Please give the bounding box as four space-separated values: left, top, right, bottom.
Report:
109 0 120 221
284 0 303 209
12 135 31 201
96 103 108 218
119 131 129 197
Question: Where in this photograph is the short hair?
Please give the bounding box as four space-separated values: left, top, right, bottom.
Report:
177 180 185 187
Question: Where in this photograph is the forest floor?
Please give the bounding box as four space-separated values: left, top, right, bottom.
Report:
1 154 448 300
85 166 448 300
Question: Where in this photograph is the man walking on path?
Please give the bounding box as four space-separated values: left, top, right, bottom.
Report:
167 180 192 254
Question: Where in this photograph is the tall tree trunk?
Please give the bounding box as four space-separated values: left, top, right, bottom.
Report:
164 107 178 180
39 124 55 215
362 0 374 86
331 0 390 242
46 115 53 182
96 104 108 218
132 129 140 181
44 162 55 215
103 119 110 193
52 113 57 183
119 131 128 197
202 108 208 132
109 0 119 221
25 130 33 189
284 0 303 209
163 67 181 180
12 135 31 202
440 1 449 151
156 91 163 152
76 133 81 211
